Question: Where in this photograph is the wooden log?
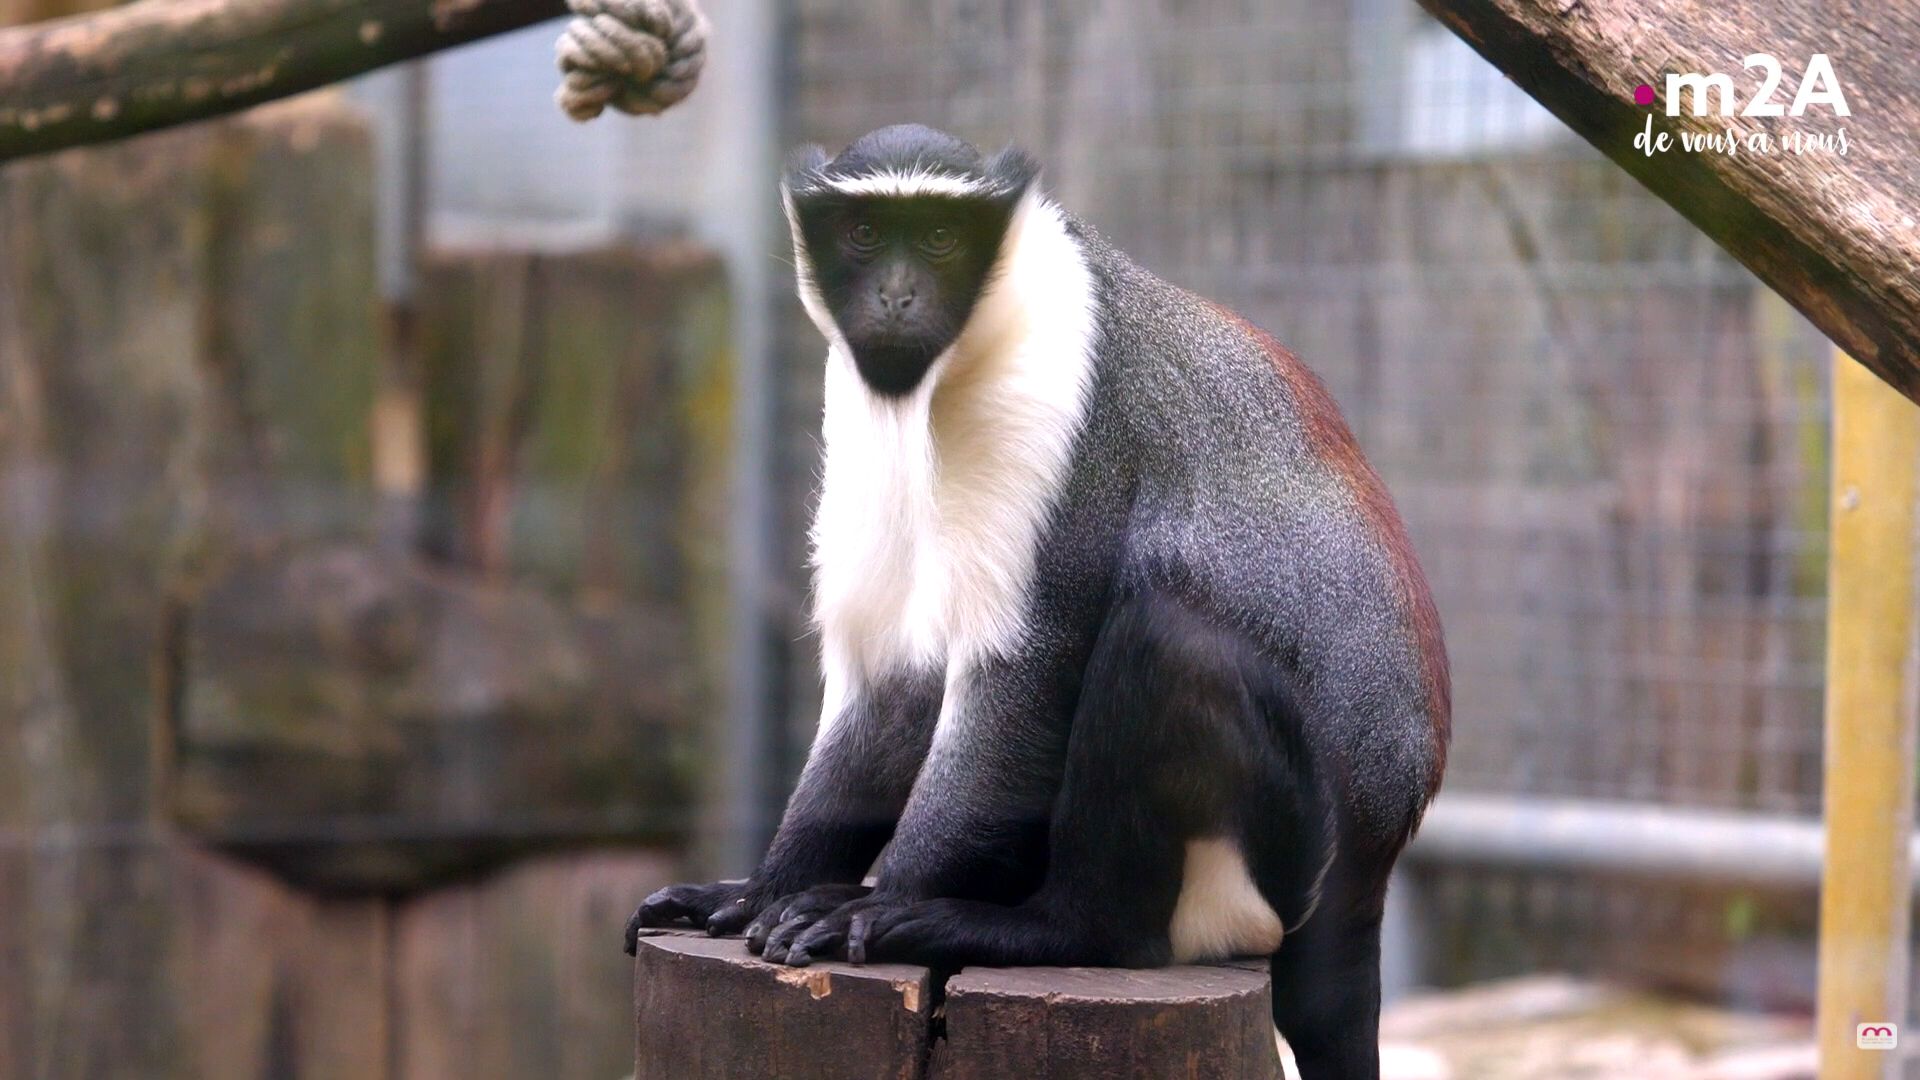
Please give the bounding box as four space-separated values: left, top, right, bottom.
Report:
1412 0 1920 405
1 1 116 31
929 963 1282 1080
631 933 1283 1080
632 931 934 1080
0 0 567 164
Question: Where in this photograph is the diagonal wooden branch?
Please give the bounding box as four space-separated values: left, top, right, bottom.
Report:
0 0 568 164
1415 0 1920 405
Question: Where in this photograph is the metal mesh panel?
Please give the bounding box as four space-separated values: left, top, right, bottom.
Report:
779 0 1836 822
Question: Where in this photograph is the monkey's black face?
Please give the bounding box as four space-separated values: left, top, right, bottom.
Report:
793 194 1019 396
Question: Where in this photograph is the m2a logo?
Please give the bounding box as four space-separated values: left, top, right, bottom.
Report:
1666 54 1851 117
1856 1023 1898 1050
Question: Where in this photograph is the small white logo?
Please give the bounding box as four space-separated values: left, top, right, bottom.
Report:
1857 1023 1898 1050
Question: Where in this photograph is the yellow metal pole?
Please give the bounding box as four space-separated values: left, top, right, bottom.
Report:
1818 349 1920 1080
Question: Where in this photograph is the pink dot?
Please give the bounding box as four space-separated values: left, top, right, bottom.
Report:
1634 84 1655 106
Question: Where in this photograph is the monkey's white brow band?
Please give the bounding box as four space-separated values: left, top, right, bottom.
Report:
816 172 1003 198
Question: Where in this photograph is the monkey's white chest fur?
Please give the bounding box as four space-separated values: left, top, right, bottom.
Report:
806 197 1098 686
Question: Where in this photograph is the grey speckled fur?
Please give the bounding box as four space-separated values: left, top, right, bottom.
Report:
1054 214 1447 851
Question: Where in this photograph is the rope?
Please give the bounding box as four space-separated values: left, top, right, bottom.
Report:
553 0 710 122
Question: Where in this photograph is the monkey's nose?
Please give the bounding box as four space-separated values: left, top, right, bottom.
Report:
878 287 916 314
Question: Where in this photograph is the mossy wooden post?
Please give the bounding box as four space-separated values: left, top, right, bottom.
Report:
1818 349 1920 1080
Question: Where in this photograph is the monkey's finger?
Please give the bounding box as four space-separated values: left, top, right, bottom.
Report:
744 911 777 954
623 907 646 955
787 916 851 966
746 896 813 950
846 906 913 964
633 886 698 927
704 895 757 936
846 913 870 965
744 898 804 953
761 914 818 964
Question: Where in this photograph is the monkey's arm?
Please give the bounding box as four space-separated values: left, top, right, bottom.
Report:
758 679 940 893
874 655 1067 900
758 648 1074 965
625 671 940 950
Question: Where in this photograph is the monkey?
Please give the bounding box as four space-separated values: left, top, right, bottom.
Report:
627 124 1449 1080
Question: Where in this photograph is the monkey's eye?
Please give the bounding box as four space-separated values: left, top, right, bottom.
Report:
845 222 881 250
919 227 959 257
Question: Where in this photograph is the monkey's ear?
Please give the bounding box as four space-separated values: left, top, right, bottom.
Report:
782 145 831 193
985 146 1040 198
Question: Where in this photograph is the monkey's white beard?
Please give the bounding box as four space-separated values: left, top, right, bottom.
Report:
803 192 1099 746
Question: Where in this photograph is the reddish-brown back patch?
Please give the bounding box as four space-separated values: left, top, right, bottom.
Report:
1210 302 1452 794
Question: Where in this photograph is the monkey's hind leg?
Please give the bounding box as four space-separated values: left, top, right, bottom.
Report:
1268 873 1387 1080
849 592 1331 973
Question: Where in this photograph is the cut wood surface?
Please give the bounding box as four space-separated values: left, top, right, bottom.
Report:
1414 0 1920 404
0 0 566 163
630 931 1282 1080
631 931 934 1080
928 962 1282 1080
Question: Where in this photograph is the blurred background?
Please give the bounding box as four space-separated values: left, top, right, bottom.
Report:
0 0 1875 1077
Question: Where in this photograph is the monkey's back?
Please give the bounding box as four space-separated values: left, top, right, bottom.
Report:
1058 217 1450 849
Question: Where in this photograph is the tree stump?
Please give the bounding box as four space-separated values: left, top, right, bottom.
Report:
631 931 934 1080
631 931 1283 1080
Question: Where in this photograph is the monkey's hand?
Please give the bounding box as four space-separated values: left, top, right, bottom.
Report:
744 884 873 958
759 891 926 967
625 880 765 954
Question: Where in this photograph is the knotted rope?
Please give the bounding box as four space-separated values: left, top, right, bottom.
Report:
554 0 709 121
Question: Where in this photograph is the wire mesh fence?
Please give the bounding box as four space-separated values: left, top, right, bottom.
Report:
41 0 1819 847
777 0 1836 819
0 3 1858 1073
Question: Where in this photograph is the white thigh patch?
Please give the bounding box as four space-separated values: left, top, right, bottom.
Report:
1167 838 1285 963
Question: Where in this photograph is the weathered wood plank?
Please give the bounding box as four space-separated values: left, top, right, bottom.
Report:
1815 349 1920 1079
401 852 682 1080
0 0 567 164
291 898 395 1080
1412 0 1920 404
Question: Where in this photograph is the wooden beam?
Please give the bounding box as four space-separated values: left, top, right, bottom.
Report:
1412 0 1920 406
1818 349 1920 1080
0 0 567 164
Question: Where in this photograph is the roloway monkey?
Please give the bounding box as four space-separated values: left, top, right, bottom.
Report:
630 124 1449 1080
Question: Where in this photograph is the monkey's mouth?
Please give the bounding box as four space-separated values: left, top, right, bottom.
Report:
849 340 949 397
